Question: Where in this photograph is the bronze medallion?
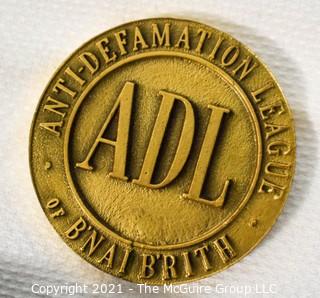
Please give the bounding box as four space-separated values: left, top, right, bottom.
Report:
30 18 296 284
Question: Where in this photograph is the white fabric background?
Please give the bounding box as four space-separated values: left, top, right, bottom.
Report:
0 0 319 297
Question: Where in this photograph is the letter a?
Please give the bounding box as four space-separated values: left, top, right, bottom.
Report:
76 81 134 181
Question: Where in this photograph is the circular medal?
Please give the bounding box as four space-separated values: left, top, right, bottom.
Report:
30 18 295 284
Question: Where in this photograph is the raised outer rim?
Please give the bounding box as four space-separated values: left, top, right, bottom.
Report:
29 17 296 285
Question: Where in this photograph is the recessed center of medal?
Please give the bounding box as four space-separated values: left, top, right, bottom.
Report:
67 53 261 247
